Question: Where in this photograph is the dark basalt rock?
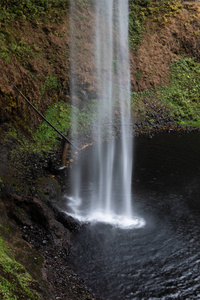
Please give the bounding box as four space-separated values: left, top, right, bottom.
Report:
52 204 82 232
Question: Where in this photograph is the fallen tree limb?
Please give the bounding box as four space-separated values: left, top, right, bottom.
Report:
11 84 79 151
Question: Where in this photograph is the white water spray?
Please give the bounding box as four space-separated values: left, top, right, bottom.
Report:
68 0 145 229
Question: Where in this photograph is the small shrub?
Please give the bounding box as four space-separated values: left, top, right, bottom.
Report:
0 0 70 22
41 74 61 95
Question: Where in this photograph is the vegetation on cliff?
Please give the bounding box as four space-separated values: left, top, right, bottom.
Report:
130 0 200 131
0 235 41 299
0 0 200 298
1 0 200 144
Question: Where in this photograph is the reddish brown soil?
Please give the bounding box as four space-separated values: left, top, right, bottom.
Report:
131 2 200 91
0 2 200 130
0 17 70 127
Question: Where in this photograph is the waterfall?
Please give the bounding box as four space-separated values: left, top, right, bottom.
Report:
68 0 145 229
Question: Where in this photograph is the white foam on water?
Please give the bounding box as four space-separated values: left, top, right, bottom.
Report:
69 211 145 230
66 196 146 230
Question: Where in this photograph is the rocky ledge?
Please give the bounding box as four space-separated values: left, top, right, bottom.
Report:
0 136 102 299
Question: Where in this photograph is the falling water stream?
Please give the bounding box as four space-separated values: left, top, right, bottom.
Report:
65 132 200 299
69 0 144 228
65 1 200 299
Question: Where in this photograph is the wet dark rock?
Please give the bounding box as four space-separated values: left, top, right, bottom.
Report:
0 137 99 298
2 117 199 299
52 205 82 232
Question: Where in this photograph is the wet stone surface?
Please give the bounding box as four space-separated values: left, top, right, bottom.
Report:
0 139 102 299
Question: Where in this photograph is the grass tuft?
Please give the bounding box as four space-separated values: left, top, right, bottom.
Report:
0 236 40 299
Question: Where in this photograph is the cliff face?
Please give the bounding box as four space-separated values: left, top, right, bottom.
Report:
130 2 200 91
0 1 200 299
0 17 70 128
1 1 200 133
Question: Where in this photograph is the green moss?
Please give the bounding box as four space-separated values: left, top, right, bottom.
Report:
129 0 150 50
129 0 183 50
0 0 70 23
41 74 61 96
0 236 41 299
158 58 200 126
0 225 10 233
0 33 11 62
9 40 34 61
135 69 143 80
33 99 98 150
131 58 200 128
0 1 70 64
147 0 182 23
34 101 71 150
0 30 35 64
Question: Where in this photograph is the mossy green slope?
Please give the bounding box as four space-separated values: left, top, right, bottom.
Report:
131 58 200 129
0 236 41 300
